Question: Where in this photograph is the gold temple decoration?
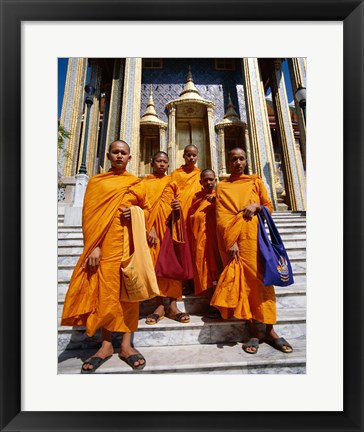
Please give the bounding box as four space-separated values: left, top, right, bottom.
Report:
215 92 248 177
216 92 246 129
165 67 217 173
166 66 214 109
139 86 168 176
140 86 167 129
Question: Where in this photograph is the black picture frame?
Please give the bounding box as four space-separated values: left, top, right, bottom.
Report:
1 1 362 431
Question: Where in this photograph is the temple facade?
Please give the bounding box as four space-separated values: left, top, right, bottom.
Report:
58 57 306 211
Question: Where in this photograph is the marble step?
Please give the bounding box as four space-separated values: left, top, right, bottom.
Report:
58 308 306 351
58 288 306 321
57 246 306 262
57 335 306 374
57 235 307 249
58 282 307 311
57 225 306 239
57 246 306 265
58 274 307 291
57 278 306 299
57 221 306 234
57 258 307 283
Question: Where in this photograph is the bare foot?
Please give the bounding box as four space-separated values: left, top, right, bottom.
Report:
81 340 114 372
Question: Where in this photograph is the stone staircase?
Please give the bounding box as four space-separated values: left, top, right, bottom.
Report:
57 211 306 374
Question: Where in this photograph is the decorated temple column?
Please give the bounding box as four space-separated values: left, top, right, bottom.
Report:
59 58 88 176
120 57 142 175
97 85 111 172
159 127 167 152
82 60 101 177
216 127 226 176
207 106 218 174
215 93 247 178
244 128 253 175
288 57 307 168
270 59 306 211
241 58 277 208
102 59 125 171
167 107 176 171
139 86 168 175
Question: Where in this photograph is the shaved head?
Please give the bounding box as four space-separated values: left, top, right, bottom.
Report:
108 140 130 153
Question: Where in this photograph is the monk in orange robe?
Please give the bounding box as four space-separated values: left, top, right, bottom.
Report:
171 144 201 220
171 144 202 294
212 147 293 354
141 151 190 324
61 140 150 372
189 169 222 318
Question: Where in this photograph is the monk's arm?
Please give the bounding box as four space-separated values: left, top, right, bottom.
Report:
80 178 105 269
164 182 181 220
241 179 273 219
127 181 151 221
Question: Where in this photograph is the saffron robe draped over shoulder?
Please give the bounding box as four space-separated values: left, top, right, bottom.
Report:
141 174 183 299
212 174 276 323
61 170 150 335
189 190 221 295
171 165 201 220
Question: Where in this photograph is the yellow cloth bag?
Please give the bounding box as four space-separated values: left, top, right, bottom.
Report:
120 206 160 302
210 257 249 312
211 257 240 308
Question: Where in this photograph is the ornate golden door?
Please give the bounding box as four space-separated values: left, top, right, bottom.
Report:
176 117 210 170
139 130 160 175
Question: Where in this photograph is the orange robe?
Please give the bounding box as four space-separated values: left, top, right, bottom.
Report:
189 190 221 295
61 170 150 335
213 174 276 323
141 174 182 299
171 165 201 221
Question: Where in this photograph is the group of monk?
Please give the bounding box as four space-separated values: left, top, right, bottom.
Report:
61 140 293 374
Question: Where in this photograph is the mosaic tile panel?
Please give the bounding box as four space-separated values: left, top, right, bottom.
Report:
141 58 246 125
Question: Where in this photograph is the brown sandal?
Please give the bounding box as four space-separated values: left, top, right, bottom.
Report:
145 313 164 325
167 312 190 323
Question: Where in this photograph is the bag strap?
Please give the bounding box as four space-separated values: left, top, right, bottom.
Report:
171 209 184 243
121 206 146 261
257 209 271 247
259 206 283 246
130 206 148 245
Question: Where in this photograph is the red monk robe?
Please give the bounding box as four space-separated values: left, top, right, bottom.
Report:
61 170 150 335
213 174 276 323
189 189 221 295
141 173 183 299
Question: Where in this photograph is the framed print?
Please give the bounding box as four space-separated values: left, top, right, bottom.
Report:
0 0 363 431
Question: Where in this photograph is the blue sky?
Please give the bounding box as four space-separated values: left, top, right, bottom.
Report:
58 58 68 117
58 58 293 118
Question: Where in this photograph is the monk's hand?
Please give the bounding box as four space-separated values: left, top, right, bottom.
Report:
83 246 101 272
228 242 240 260
171 199 181 212
205 194 215 202
147 225 158 247
121 207 131 222
241 203 261 220
171 199 181 221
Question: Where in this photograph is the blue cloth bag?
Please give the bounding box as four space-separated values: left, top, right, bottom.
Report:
257 206 294 287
